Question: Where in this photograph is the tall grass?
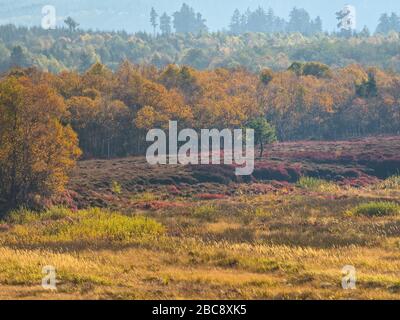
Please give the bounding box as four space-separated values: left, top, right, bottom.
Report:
0 247 110 286
376 175 400 190
3 207 165 245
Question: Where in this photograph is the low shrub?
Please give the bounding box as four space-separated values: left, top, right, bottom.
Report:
296 177 340 192
190 165 236 184
192 204 219 221
346 202 400 217
111 181 122 195
253 163 301 182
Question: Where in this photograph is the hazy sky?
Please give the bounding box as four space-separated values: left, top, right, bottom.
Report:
0 0 399 32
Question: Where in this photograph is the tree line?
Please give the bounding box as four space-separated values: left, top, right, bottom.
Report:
229 7 322 36
376 13 400 34
149 3 400 36
2 24 400 74
151 4 208 36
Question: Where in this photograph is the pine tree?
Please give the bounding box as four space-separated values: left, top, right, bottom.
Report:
312 16 323 34
247 6 267 33
10 46 29 68
375 13 400 34
64 17 79 32
287 7 312 35
360 25 370 37
195 13 208 34
150 7 159 36
376 13 390 34
230 9 242 35
160 13 172 36
173 3 208 34
389 13 400 32
266 8 275 32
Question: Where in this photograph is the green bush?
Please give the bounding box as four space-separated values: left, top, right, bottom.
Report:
111 181 122 194
192 204 219 221
347 202 400 217
297 177 339 192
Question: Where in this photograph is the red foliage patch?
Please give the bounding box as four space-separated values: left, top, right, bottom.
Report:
47 190 78 211
195 193 227 200
167 185 181 196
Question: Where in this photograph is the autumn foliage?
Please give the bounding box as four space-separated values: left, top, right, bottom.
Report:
0 71 81 210
2 62 400 160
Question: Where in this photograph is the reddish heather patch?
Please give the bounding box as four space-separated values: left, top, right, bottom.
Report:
340 176 380 187
267 136 400 179
195 193 227 200
49 190 78 211
65 136 400 210
0 224 10 232
167 185 181 196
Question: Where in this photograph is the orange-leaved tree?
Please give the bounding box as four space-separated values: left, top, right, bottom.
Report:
0 74 81 211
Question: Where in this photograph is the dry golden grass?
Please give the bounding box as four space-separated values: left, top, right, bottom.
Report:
1 179 400 300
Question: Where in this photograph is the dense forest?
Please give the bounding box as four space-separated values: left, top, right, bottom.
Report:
2 25 400 74
1 61 400 155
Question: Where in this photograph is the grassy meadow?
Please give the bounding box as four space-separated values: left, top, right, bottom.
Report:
1 137 400 300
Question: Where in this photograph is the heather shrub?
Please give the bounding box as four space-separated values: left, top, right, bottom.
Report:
253 162 301 182
190 165 236 184
195 194 226 200
253 165 291 181
372 160 400 179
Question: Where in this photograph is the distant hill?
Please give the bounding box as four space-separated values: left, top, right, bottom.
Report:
1 0 399 33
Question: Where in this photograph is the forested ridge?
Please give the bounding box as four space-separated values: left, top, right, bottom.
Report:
2 24 400 74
